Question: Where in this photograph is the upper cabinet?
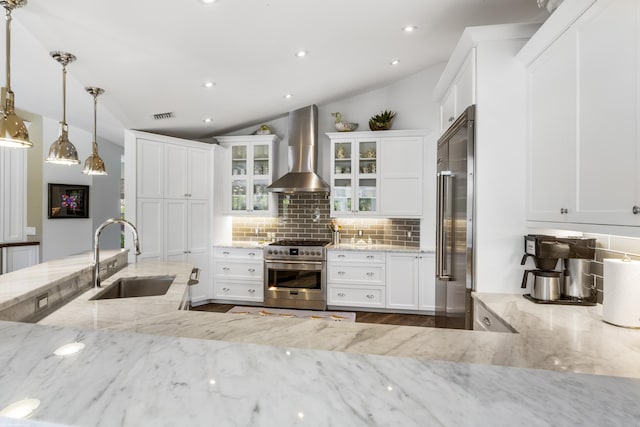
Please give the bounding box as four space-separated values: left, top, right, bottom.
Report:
0 148 26 242
327 130 427 218
439 49 476 133
519 0 640 232
215 135 278 216
136 138 211 200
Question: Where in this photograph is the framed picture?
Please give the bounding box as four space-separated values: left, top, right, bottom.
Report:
48 183 89 219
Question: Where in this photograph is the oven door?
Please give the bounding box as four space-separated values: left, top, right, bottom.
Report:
264 260 326 310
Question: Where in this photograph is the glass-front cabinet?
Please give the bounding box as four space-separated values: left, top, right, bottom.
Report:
216 135 278 216
330 136 379 216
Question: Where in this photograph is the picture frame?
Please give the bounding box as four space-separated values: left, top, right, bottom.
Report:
48 183 89 219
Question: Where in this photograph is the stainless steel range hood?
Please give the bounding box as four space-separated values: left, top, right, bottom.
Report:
267 104 330 193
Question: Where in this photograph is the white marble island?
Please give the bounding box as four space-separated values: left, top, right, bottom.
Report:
0 253 639 425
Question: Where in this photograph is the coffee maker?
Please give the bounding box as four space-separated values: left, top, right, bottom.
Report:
520 234 596 304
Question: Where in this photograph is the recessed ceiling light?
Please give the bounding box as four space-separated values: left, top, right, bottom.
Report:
200 0 216 4
203 81 215 88
283 93 293 99
295 50 308 58
402 25 417 32
203 117 213 123
390 59 400 66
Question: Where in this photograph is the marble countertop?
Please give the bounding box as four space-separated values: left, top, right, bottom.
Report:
2 320 639 426
38 261 194 330
0 255 635 425
0 250 125 312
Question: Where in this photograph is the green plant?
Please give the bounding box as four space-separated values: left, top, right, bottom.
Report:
369 110 397 131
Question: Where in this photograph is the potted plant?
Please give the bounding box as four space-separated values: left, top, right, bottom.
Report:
368 110 397 131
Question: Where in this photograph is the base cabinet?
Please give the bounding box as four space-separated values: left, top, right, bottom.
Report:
2 244 39 274
212 247 264 303
386 252 435 312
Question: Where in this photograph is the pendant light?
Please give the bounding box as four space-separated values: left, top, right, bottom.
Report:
45 51 80 165
82 87 107 175
0 0 30 148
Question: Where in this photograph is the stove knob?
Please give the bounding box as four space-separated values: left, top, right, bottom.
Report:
267 250 272 255
304 251 309 256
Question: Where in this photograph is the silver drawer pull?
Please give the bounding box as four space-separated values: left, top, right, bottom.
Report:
366 272 375 277
248 252 256 256
337 292 346 297
223 251 230 255
483 317 492 327
338 254 346 258
222 287 230 292
248 289 256 294
248 268 255 272
338 271 345 275
366 255 374 259
222 267 230 271
366 294 375 299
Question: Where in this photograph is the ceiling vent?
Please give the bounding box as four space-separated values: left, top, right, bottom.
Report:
152 112 175 120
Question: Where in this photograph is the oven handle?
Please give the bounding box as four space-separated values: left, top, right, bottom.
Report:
265 260 324 271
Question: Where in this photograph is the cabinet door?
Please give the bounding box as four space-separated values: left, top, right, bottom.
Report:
136 198 164 262
356 138 379 214
527 29 577 222
386 253 419 310
1 148 25 241
379 137 423 217
441 87 456 132
137 139 164 198
189 147 211 200
164 199 188 262
165 144 189 199
331 139 355 215
2 245 39 273
419 253 436 311
574 0 640 226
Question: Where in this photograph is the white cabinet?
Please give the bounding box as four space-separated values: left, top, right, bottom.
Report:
327 250 386 308
521 0 640 231
439 49 475 132
216 135 278 216
0 148 26 242
2 244 39 274
327 130 427 218
329 136 380 216
212 247 263 302
386 252 435 312
125 130 214 304
379 136 424 217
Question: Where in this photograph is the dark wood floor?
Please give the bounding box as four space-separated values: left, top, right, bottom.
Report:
192 303 436 327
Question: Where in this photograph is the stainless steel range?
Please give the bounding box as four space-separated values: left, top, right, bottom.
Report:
264 239 330 310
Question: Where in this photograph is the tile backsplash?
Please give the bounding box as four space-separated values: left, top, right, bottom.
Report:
232 193 420 247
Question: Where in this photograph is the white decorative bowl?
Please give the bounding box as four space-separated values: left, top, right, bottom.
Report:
335 121 358 132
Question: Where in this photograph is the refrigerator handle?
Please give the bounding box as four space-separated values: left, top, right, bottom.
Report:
437 171 453 279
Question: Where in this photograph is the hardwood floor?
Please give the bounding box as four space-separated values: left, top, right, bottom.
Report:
192 303 436 328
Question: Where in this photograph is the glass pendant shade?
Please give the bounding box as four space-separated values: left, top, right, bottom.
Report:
0 0 31 148
82 87 107 175
46 51 80 165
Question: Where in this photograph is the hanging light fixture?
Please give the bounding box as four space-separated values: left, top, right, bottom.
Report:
82 87 107 175
0 0 30 148
45 51 80 165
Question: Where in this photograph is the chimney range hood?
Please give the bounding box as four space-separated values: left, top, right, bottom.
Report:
267 104 330 193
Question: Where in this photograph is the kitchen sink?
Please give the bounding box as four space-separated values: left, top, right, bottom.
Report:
90 275 176 300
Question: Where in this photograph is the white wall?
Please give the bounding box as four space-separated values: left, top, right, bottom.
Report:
41 117 123 261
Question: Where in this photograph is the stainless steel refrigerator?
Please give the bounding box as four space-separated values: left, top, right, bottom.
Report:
435 105 475 330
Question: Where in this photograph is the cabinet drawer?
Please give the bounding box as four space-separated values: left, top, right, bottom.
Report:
213 247 263 259
213 260 263 280
328 264 385 285
328 250 385 263
328 285 385 308
473 301 513 333
213 282 263 302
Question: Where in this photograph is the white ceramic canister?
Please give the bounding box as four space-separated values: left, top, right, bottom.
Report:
603 258 640 328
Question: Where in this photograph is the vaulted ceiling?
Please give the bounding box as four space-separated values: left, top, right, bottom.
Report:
12 0 547 141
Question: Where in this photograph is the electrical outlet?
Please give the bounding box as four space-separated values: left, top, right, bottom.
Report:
358 229 363 237
407 231 412 238
25 226 36 236
35 293 48 311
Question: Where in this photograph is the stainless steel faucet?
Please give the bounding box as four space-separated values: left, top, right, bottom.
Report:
93 218 141 287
